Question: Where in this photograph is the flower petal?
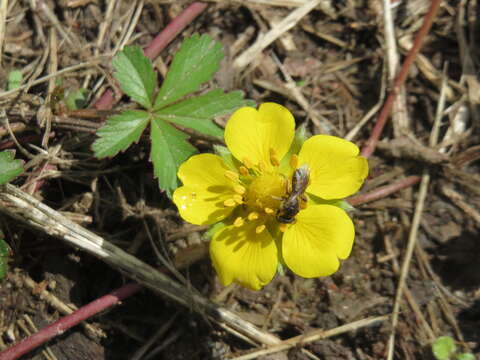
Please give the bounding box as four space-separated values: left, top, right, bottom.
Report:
298 135 368 199
282 204 354 278
225 103 295 169
210 223 278 290
173 154 235 225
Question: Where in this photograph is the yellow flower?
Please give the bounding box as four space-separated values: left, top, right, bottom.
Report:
173 103 368 290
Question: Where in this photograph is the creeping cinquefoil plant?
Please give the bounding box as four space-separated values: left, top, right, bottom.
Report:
173 103 368 290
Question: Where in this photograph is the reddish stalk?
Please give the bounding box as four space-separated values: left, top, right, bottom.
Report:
93 2 208 110
347 175 421 206
0 283 141 360
0 133 55 151
361 0 442 158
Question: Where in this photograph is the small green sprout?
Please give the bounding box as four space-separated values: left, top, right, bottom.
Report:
0 150 24 280
432 336 475 360
0 231 10 280
7 70 23 90
65 88 89 110
0 150 24 185
92 34 253 196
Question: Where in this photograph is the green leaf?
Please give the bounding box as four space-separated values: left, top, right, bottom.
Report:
456 354 475 360
155 89 248 138
65 88 88 110
0 233 9 280
204 221 227 241
154 34 224 110
150 117 197 196
92 110 150 158
7 70 23 90
335 199 355 212
214 145 237 170
433 336 457 360
112 46 156 109
0 151 24 184
279 124 309 174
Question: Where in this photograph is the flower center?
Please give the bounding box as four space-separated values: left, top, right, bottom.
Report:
245 172 286 213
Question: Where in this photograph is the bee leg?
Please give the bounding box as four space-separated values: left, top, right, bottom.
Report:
299 194 308 210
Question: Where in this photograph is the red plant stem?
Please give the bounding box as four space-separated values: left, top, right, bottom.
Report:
347 175 421 206
143 2 208 59
0 283 141 360
0 133 55 150
361 0 442 158
93 2 208 110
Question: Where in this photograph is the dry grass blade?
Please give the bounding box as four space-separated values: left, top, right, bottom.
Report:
234 0 321 70
231 315 389 360
0 0 7 67
383 0 410 136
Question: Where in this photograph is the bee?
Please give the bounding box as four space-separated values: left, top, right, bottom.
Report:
276 165 310 224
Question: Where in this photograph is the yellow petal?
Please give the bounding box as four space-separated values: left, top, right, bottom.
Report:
282 204 354 278
225 103 295 169
173 154 235 225
210 223 278 290
298 135 368 199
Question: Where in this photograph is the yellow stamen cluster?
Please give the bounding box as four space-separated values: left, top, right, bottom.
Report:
269 148 280 167
221 148 309 233
224 170 239 182
234 185 246 194
239 166 249 176
224 199 236 207
248 212 259 221
290 154 299 169
255 224 266 234
233 217 244 227
233 194 243 204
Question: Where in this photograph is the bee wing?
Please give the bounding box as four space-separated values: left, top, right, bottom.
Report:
292 164 310 194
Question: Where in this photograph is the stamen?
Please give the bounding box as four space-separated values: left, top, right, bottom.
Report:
239 166 249 176
290 154 299 169
242 158 254 169
233 217 244 227
269 148 279 166
233 185 246 194
279 224 288 232
224 170 239 182
223 199 236 207
233 194 243 204
287 178 292 193
248 212 259 221
258 162 266 172
264 207 274 214
256 224 266 234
